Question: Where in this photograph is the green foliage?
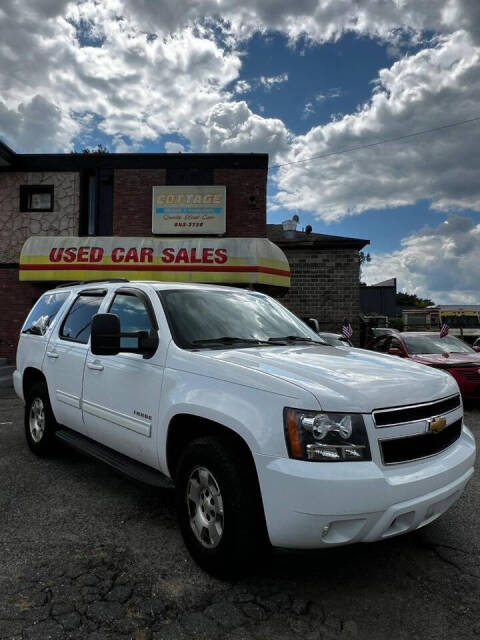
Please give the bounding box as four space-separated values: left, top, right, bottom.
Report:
359 251 371 264
71 144 110 154
396 291 434 308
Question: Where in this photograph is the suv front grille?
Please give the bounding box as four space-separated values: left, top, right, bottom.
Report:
373 394 461 427
380 418 462 464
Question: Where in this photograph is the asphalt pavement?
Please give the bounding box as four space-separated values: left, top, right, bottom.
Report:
0 387 479 640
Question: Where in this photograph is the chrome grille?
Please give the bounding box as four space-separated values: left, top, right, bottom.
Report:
373 394 461 428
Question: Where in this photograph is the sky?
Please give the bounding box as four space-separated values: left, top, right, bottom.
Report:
0 1 480 304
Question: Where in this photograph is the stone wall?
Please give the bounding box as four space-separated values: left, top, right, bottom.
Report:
277 247 361 344
0 172 79 263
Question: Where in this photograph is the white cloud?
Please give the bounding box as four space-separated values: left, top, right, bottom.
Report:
194 101 291 156
259 73 289 90
234 80 251 94
302 101 314 118
164 141 185 153
363 216 480 303
315 88 343 103
273 30 480 220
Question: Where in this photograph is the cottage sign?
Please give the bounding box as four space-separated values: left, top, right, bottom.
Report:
152 185 226 235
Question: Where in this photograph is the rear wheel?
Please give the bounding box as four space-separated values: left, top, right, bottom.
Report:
175 436 269 577
24 382 59 456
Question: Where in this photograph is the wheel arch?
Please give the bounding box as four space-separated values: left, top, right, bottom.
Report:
23 367 47 399
166 413 258 483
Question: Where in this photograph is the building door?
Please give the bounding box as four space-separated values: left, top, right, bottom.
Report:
81 288 163 468
44 290 106 436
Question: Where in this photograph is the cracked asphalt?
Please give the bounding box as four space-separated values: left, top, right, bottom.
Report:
0 387 479 640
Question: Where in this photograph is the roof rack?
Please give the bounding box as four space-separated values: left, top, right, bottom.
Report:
54 278 129 289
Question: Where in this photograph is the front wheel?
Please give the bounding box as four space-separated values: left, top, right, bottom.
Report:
175 436 269 577
24 382 59 456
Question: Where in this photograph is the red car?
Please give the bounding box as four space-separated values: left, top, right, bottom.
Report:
368 331 480 400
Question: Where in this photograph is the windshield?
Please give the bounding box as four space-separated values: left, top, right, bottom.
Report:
403 334 475 355
159 288 324 349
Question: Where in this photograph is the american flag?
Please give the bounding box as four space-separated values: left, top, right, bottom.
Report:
440 321 449 338
342 319 353 340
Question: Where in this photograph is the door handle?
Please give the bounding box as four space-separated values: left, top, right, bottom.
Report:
46 350 59 359
87 360 104 371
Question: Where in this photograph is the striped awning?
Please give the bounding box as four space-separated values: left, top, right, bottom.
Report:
19 236 290 288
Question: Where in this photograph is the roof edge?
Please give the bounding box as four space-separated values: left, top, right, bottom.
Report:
0 139 16 166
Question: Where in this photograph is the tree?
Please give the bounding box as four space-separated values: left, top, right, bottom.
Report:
71 144 110 154
359 251 371 265
396 291 434 308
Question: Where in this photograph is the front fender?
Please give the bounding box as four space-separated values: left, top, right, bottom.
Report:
156 367 319 474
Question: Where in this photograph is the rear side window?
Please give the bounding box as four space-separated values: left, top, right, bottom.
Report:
60 294 104 344
22 292 69 336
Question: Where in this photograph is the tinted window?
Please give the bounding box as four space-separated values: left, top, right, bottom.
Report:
373 337 390 353
109 292 154 349
60 295 104 344
22 292 69 336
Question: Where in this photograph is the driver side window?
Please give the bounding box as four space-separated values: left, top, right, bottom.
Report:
108 292 154 349
390 337 402 350
374 336 390 353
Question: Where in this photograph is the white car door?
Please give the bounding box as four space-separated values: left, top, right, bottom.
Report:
82 287 164 468
43 289 107 436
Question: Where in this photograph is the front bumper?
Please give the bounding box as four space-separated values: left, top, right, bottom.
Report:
13 369 23 402
255 425 475 549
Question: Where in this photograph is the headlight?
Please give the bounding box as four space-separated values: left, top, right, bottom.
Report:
284 408 371 462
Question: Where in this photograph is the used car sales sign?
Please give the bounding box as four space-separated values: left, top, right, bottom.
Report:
152 186 226 235
19 236 290 288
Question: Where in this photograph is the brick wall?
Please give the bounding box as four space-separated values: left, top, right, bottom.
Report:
113 169 166 236
0 268 49 363
214 169 266 237
277 247 361 345
0 172 79 263
113 168 266 237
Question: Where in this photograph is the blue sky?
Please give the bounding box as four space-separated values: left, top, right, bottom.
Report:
1 1 479 302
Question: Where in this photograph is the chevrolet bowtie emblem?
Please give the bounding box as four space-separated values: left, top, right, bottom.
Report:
427 416 447 433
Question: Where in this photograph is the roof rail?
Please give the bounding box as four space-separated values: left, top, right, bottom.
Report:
54 278 129 289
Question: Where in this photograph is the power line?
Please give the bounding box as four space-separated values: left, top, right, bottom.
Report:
269 115 480 170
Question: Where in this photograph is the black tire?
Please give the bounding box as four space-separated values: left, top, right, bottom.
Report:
24 381 59 457
175 436 270 577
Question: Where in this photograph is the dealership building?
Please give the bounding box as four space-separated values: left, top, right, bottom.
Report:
0 140 369 363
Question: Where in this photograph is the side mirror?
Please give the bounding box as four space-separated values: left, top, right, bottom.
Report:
306 318 320 333
91 313 159 358
388 347 403 357
91 313 120 356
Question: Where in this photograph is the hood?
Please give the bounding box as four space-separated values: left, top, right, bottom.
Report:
202 345 458 413
410 352 480 367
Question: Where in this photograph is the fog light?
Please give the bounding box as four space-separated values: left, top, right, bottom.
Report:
321 524 331 538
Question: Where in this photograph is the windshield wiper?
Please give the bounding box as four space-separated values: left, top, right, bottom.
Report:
192 337 272 347
267 335 328 345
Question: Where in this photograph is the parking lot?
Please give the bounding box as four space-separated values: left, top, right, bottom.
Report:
0 387 478 640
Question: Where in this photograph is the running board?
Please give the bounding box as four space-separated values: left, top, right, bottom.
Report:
55 428 174 489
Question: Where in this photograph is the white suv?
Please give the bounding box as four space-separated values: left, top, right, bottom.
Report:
14 281 476 575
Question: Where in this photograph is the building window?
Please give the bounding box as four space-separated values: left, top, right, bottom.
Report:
20 185 54 212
